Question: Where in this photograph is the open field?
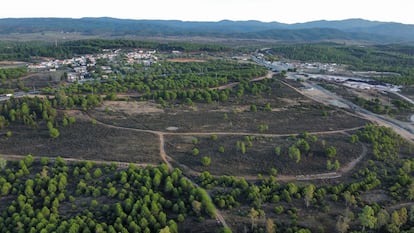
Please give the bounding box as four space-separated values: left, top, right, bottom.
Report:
0 119 161 164
91 103 366 134
90 85 367 134
165 133 363 176
0 61 28 68
21 71 64 88
166 58 207 63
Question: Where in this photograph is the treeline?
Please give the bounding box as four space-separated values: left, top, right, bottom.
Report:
63 39 230 52
0 39 230 61
358 123 404 161
0 95 102 137
47 60 267 105
269 43 414 84
0 67 28 80
0 156 217 233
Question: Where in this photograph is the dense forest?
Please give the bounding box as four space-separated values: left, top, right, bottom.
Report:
0 157 218 233
52 60 268 105
0 40 229 61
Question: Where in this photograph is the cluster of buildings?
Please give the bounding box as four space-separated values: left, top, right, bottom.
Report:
305 74 401 92
125 50 157 66
252 54 340 73
252 55 294 72
254 52 401 93
297 62 339 73
27 49 158 83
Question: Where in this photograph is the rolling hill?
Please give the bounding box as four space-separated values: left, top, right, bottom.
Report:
0 17 413 43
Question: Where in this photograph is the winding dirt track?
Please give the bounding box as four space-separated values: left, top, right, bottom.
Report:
0 154 154 169
0 72 374 230
83 113 368 182
1 111 366 229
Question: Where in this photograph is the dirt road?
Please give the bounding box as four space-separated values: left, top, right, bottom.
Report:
283 79 414 144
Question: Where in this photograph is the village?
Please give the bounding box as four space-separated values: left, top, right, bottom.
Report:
27 49 158 83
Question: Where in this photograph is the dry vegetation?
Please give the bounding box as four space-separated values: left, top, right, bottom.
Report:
0 119 161 164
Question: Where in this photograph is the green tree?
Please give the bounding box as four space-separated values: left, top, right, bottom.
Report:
350 134 359 144
49 127 60 138
376 209 390 230
334 160 340 171
304 184 315 208
93 168 103 178
159 226 171 233
343 191 356 207
391 210 401 229
218 146 225 153
0 157 6 170
288 145 301 163
398 208 408 227
108 187 117 197
192 148 200 156
62 117 69 127
1 182 12 195
201 156 211 166
326 146 337 158
24 154 34 167
258 124 269 133
274 146 281 156
359 205 377 231
297 139 310 152
250 104 257 112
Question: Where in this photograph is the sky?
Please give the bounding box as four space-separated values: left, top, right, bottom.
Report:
2 0 414 24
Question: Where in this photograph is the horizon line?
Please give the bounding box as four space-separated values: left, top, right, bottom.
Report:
0 16 411 25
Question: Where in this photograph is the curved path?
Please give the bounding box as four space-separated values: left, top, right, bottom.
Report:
84 112 367 181
79 112 370 229
0 73 372 230
0 154 155 169
172 140 368 182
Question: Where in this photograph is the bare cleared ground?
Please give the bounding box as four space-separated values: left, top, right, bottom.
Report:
165 133 362 176
90 79 367 134
21 71 64 88
0 120 161 164
90 104 367 134
0 61 28 68
98 101 164 114
166 58 207 62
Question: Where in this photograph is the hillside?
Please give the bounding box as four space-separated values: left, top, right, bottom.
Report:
1 17 414 43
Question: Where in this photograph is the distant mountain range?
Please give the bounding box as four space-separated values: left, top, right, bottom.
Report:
1 17 414 43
